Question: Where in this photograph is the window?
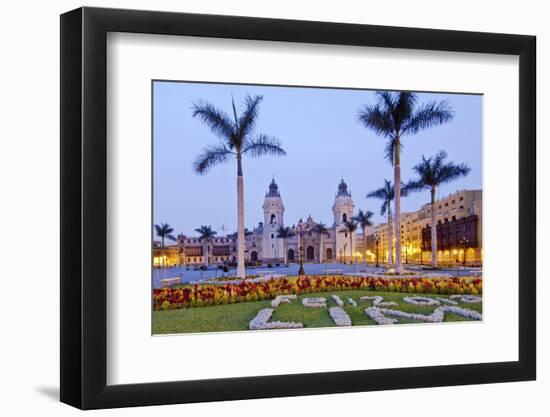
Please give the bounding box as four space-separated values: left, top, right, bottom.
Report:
270 214 276 224
452 216 456 221
271 234 274 239
459 196 464 201
452 199 456 204
342 213 347 222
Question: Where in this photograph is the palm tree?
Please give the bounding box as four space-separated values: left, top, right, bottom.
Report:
314 222 329 263
192 95 286 278
276 226 295 264
354 209 374 268
405 151 471 268
194 225 217 267
154 223 176 248
367 180 409 268
358 92 454 272
340 219 358 264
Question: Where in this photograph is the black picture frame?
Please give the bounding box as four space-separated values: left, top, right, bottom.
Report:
60 6 536 410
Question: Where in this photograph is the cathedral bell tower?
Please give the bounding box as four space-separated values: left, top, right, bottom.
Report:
332 179 355 262
262 178 285 262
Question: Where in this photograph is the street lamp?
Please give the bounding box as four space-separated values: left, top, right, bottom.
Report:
459 236 469 266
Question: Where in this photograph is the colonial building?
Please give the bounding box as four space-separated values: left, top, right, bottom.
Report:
366 189 483 266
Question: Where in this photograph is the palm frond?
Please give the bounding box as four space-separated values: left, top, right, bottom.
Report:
376 91 397 114
402 179 426 194
404 100 454 135
154 224 162 236
408 150 470 191
340 219 358 233
383 137 403 165
354 209 374 228
193 144 235 174
242 134 286 158
155 223 175 238
194 225 217 240
380 200 388 216
357 104 394 138
192 102 235 142
394 92 417 126
238 95 263 138
437 161 471 185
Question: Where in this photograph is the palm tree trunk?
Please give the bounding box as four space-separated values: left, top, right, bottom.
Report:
283 239 287 264
431 187 438 268
349 235 353 264
363 228 368 269
394 153 403 272
387 207 393 266
204 242 209 267
318 234 323 264
236 157 246 279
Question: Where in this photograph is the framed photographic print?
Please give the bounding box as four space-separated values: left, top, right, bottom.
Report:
60 6 536 409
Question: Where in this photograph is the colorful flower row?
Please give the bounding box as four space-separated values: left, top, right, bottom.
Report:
153 275 482 311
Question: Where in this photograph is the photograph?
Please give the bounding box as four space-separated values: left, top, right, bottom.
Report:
152 81 483 334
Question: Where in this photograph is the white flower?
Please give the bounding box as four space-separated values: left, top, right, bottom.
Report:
347 298 357 307
329 307 352 326
302 297 327 308
249 308 304 330
331 295 344 307
249 308 274 330
360 295 383 305
271 294 297 308
403 296 440 306
436 297 458 305
364 307 398 325
379 306 446 323
442 305 482 320
360 295 397 307
459 295 482 304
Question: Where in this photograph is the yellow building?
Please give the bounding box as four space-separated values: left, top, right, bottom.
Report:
153 244 184 267
368 189 482 266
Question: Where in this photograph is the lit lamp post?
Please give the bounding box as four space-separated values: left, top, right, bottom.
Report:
459 236 469 266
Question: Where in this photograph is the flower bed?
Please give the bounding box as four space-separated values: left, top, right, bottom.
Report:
153 275 482 311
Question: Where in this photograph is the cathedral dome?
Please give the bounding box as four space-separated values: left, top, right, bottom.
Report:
266 178 280 197
336 179 351 197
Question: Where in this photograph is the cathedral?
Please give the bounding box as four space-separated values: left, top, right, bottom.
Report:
174 178 364 266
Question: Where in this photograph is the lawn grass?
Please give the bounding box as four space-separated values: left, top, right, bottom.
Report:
153 290 482 335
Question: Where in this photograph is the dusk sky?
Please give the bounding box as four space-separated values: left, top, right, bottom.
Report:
153 81 482 237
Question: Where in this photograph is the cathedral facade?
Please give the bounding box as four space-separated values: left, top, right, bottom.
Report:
172 179 362 266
